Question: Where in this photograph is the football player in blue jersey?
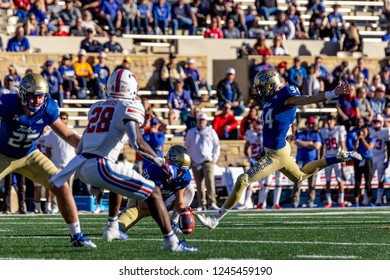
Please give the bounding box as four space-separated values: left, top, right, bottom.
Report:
118 145 195 234
197 69 363 229
0 73 96 248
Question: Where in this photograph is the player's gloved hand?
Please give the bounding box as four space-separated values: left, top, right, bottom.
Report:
161 161 173 183
154 157 165 167
385 161 389 169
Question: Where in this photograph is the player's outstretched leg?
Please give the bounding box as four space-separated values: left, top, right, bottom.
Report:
51 184 96 248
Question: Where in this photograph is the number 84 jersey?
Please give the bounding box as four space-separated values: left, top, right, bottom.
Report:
80 98 145 162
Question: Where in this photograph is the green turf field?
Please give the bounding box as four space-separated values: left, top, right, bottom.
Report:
1 207 390 260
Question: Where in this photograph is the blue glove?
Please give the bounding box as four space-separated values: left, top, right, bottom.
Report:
384 161 389 169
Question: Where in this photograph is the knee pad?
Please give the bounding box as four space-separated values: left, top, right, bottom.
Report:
235 173 249 191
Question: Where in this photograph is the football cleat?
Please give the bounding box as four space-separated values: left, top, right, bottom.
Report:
324 203 332 208
195 213 219 230
162 239 198 252
339 202 346 208
336 150 362 162
70 232 97 248
256 202 267 210
103 227 128 242
92 205 102 214
272 204 282 210
171 221 183 235
208 203 220 210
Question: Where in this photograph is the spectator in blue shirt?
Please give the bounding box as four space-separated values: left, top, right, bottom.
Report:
7 26 30 52
352 123 375 207
41 60 64 107
99 0 123 33
142 118 166 170
327 3 345 42
136 0 153 34
93 52 110 99
58 54 79 99
183 58 211 101
172 0 196 35
357 57 370 84
167 78 194 125
292 116 322 208
288 56 307 91
152 0 171 35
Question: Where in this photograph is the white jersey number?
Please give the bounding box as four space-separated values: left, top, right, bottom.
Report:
264 108 273 129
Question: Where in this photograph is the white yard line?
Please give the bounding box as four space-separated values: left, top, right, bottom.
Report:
239 211 390 216
296 255 358 259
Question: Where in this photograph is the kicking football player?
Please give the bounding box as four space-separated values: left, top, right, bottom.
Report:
369 114 390 206
0 73 95 247
197 69 363 229
51 69 197 252
319 115 347 208
118 145 195 234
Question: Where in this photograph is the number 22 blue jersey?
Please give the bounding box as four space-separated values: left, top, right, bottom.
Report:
261 85 300 150
0 94 59 158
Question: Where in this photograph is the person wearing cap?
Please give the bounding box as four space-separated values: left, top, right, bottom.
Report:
183 58 211 100
98 0 123 33
291 116 322 208
73 49 96 98
161 53 186 91
93 52 110 99
167 79 194 125
171 0 196 35
308 4 331 40
59 0 82 27
41 60 64 107
351 119 375 207
369 113 390 206
114 56 133 72
142 118 166 170
370 86 387 115
216 67 245 116
0 76 18 95
80 28 103 53
6 26 30 53
288 56 307 91
152 0 171 35
59 54 80 99
185 112 220 211
4 64 21 88
103 32 123 53
327 3 345 42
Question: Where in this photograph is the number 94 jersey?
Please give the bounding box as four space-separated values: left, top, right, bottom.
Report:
80 98 145 162
261 85 300 150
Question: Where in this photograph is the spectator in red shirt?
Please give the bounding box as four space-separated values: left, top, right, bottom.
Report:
253 35 271 56
204 17 223 39
239 105 259 140
212 102 239 140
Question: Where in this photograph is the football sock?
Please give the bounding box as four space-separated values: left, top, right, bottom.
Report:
47 202 52 212
171 210 179 223
326 193 332 204
108 216 119 230
376 188 384 203
68 221 81 236
215 206 229 220
164 231 179 248
244 189 252 206
273 186 282 205
258 185 269 204
339 193 345 203
34 202 41 212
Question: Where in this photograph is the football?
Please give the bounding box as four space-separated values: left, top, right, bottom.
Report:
179 207 195 234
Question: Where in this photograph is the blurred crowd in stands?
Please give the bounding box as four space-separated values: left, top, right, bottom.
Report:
0 0 386 44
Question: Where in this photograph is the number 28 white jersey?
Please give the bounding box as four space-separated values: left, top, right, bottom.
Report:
80 98 145 162
245 130 264 158
319 126 346 157
369 127 390 158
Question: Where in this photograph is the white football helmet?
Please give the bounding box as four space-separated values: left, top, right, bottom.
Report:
107 68 139 100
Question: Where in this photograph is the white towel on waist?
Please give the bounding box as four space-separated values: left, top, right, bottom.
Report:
50 155 87 188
